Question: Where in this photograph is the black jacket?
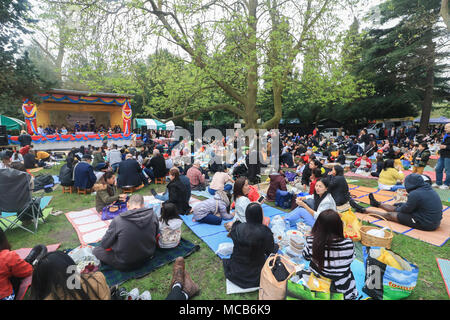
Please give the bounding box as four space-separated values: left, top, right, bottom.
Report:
148 155 167 178
23 153 37 169
117 159 144 187
223 221 277 288
18 134 32 147
439 134 450 158
327 175 350 206
59 164 74 186
166 178 191 214
99 207 159 270
396 174 443 230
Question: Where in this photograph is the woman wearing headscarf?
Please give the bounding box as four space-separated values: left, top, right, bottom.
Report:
222 203 278 288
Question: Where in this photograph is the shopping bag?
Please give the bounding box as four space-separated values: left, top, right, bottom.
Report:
285 270 344 300
67 244 101 273
339 209 362 241
362 246 419 300
259 254 296 300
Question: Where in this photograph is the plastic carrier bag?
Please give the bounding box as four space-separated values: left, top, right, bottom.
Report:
362 246 418 300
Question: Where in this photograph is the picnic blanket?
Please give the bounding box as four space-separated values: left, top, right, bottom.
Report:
89 239 200 287
191 190 214 199
348 185 450 247
66 196 201 246
436 258 450 299
13 243 61 300
179 203 286 260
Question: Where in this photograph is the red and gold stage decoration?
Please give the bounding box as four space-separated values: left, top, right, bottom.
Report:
22 99 38 135
122 101 132 135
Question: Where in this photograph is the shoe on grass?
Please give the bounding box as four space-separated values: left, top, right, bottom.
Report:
150 188 157 196
368 193 381 208
170 257 185 289
349 199 366 213
183 270 200 299
431 183 439 188
138 291 152 300
439 185 449 190
127 288 140 300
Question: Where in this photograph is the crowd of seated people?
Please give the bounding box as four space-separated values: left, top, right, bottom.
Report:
1 121 447 301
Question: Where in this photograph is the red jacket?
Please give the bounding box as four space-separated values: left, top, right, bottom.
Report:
19 145 31 156
0 250 33 299
354 157 372 169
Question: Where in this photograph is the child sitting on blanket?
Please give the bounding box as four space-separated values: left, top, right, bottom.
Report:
158 202 183 248
0 229 33 300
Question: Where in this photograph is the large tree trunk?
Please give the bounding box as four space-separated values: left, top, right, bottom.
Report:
245 0 259 130
419 40 435 135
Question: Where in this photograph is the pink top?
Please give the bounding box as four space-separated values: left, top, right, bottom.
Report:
186 166 205 187
209 172 232 191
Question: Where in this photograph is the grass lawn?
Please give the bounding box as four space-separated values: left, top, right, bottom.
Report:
3 163 449 300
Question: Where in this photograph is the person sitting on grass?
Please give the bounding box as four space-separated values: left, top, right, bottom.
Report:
351 173 443 232
378 159 405 191
326 165 351 208
30 251 110 300
94 171 127 214
0 229 33 300
158 202 183 249
186 160 206 191
222 203 278 289
117 153 148 188
302 209 358 300
73 154 97 191
266 168 287 202
352 154 372 173
192 190 234 225
285 178 337 227
93 194 159 271
23 150 38 169
0 150 12 169
208 165 234 195
309 168 323 195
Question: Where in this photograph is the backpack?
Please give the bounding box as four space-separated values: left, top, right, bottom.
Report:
275 189 294 209
33 174 54 192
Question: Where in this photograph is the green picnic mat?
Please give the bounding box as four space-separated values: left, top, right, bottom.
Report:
89 238 200 287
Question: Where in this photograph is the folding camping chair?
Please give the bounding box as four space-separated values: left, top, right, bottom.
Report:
0 168 45 234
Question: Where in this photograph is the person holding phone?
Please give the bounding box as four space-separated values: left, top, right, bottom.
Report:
285 178 336 227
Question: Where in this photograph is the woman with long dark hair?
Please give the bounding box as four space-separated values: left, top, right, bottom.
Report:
285 178 337 227
94 171 127 213
30 251 110 300
302 209 358 300
233 177 251 223
223 203 278 288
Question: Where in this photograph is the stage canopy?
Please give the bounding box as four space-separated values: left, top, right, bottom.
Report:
414 116 449 124
135 118 175 130
0 115 26 131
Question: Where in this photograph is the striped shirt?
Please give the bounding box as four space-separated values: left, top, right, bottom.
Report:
302 236 358 300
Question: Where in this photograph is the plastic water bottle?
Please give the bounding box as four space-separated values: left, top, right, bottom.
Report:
285 219 291 231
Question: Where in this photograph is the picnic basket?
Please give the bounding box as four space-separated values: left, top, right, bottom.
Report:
360 213 394 249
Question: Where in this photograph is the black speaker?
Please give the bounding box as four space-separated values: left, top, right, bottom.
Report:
0 125 6 135
0 134 8 146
